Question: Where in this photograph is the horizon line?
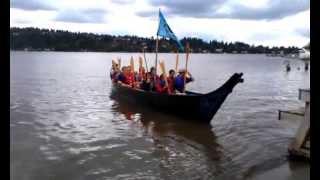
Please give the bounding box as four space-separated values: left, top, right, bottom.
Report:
10 26 303 48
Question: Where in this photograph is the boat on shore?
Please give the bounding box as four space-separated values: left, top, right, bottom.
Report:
111 73 244 123
299 48 310 60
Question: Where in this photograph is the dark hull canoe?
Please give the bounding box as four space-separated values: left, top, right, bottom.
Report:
110 73 244 123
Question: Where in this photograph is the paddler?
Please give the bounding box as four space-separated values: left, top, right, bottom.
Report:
133 71 142 88
125 66 135 87
140 72 152 91
174 69 194 93
155 74 168 93
110 63 120 80
167 69 176 94
117 66 127 84
149 66 159 91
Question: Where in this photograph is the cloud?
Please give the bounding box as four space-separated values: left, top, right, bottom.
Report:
295 28 310 38
138 0 309 20
137 0 225 18
9 0 310 47
136 10 156 18
214 0 310 20
111 0 136 4
248 32 280 42
54 8 107 23
14 19 32 24
10 0 56 11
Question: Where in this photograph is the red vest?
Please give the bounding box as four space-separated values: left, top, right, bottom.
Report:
155 80 168 93
124 72 134 86
167 77 175 93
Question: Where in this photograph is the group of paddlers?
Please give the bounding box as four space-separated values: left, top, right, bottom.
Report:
110 57 194 94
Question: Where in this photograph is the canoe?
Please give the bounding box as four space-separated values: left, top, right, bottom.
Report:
110 72 244 123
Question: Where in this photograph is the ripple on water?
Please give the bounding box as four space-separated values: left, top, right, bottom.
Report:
10 52 309 180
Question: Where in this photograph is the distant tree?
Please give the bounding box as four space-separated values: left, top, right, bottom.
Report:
10 27 300 54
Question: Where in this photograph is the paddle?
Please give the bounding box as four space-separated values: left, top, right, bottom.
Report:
118 58 121 69
130 56 134 73
129 56 138 88
138 56 145 78
112 59 117 66
183 42 190 93
159 61 169 87
175 49 179 72
139 56 143 69
111 60 116 77
142 47 149 72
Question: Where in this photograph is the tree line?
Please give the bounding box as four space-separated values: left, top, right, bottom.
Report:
10 27 300 54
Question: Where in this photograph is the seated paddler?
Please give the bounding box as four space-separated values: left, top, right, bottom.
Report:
133 71 142 88
118 66 134 87
110 63 120 81
149 66 159 91
125 66 135 87
140 72 152 91
155 74 168 93
174 69 194 93
117 66 127 84
167 69 176 94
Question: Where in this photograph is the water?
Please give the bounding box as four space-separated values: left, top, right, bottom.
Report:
10 51 309 180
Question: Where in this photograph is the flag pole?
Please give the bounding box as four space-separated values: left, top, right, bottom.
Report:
154 8 160 75
183 42 190 93
155 35 159 75
175 49 179 72
185 42 190 71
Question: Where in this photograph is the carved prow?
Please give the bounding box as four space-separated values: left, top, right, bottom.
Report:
199 73 244 121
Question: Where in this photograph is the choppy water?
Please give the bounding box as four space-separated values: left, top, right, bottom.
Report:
10 51 309 180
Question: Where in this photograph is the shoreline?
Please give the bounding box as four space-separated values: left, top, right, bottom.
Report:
10 50 293 55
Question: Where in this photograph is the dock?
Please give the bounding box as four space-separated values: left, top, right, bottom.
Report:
278 89 310 159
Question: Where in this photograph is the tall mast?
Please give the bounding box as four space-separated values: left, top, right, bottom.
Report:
154 9 160 75
155 35 159 75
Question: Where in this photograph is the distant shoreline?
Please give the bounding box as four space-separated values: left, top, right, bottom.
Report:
10 50 276 55
11 27 300 54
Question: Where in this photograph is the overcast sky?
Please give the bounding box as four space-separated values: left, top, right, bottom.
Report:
10 0 309 47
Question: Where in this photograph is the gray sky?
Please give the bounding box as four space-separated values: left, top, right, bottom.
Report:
10 0 310 47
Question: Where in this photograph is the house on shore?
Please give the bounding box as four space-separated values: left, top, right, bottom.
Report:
215 49 223 53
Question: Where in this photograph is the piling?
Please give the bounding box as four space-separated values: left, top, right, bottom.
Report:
279 89 310 159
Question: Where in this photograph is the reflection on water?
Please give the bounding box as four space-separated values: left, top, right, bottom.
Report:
10 51 309 180
110 96 228 179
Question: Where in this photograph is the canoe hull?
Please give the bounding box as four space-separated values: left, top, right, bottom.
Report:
110 73 244 123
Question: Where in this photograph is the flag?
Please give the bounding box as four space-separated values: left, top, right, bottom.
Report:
157 10 184 52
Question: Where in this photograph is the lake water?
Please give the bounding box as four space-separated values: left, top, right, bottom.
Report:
10 51 309 180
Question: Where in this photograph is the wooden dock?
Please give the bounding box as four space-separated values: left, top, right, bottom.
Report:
279 89 310 159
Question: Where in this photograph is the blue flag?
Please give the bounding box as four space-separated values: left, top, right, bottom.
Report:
157 10 184 52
